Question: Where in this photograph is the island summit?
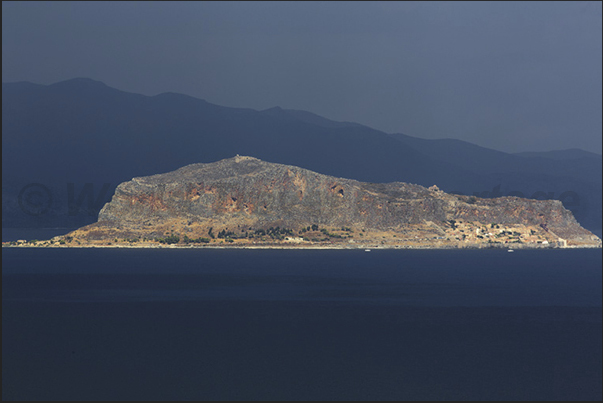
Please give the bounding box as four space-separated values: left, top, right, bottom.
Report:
6 156 601 249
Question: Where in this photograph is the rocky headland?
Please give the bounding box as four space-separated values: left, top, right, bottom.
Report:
6 156 601 249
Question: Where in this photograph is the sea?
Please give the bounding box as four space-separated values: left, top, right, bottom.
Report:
2 245 602 400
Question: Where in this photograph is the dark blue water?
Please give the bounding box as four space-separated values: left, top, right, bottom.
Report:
3 248 602 400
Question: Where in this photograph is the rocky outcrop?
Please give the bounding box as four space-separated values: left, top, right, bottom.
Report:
66 156 600 248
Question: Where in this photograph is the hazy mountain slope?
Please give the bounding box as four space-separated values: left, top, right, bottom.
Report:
514 149 602 161
2 78 480 229
261 107 363 129
3 78 600 232
389 133 602 180
389 133 602 231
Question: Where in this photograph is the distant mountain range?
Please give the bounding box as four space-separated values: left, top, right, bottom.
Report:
2 78 601 231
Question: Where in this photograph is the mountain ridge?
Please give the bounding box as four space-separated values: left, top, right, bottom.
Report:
3 78 600 233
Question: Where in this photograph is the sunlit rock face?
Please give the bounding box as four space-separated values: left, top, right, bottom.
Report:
66 156 600 248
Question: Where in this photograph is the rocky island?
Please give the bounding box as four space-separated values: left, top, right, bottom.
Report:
6 156 601 249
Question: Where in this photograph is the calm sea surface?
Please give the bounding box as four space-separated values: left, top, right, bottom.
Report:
3 248 602 400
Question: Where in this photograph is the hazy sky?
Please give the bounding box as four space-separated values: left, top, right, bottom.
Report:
3 1 602 154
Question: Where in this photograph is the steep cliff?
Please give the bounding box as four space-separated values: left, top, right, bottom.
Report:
57 156 600 248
